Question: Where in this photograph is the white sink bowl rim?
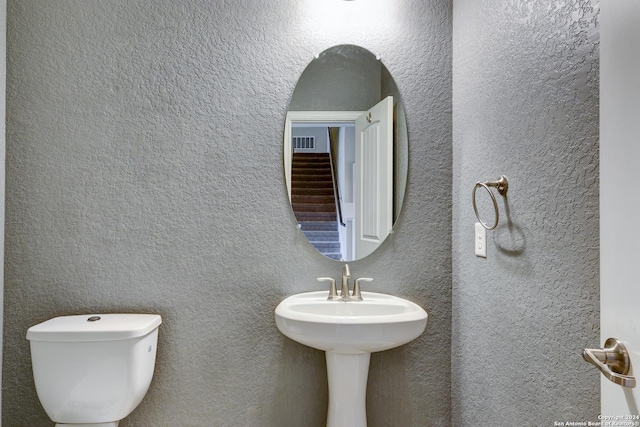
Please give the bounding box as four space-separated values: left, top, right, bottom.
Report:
275 290 428 354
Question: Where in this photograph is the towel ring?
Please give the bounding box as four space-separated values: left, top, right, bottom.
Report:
472 175 509 230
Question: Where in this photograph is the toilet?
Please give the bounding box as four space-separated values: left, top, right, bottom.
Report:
26 313 162 427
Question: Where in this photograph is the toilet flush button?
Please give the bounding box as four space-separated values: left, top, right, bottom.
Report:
475 223 487 258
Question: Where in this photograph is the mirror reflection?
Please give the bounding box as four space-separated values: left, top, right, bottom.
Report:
284 45 408 261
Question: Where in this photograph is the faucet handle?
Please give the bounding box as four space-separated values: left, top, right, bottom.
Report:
318 277 339 300
352 278 373 301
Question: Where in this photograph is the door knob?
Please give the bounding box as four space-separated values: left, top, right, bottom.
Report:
583 338 636 388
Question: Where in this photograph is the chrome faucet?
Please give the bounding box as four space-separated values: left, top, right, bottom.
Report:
319 264 372 301
341 264 351 298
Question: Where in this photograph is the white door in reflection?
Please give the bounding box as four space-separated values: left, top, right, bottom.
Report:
355 96 393 260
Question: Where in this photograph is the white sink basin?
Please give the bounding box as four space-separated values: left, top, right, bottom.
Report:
275 290 428 354
275 290 428 427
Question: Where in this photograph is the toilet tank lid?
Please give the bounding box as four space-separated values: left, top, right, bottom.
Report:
26 314 162 342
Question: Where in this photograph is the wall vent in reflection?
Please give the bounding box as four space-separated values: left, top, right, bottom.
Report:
293 136 315 150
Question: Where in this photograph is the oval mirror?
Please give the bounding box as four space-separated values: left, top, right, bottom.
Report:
284 44 408 261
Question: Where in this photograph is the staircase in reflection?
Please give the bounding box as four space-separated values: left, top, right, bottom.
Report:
291 152 342 260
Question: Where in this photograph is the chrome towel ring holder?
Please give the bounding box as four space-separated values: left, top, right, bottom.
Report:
472 175 509 230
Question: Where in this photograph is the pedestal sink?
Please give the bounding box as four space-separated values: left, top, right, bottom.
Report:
274 291 428 427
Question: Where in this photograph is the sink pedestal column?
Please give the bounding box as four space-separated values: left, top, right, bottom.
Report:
325 351 371 427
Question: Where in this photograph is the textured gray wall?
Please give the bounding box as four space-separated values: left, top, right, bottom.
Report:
452 0 600 425
3 1 452 426
0 0 6 414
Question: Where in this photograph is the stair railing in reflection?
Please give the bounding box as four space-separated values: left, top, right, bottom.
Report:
328 128 346 227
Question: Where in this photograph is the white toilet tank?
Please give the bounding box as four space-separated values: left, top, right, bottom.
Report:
27 313 162 425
